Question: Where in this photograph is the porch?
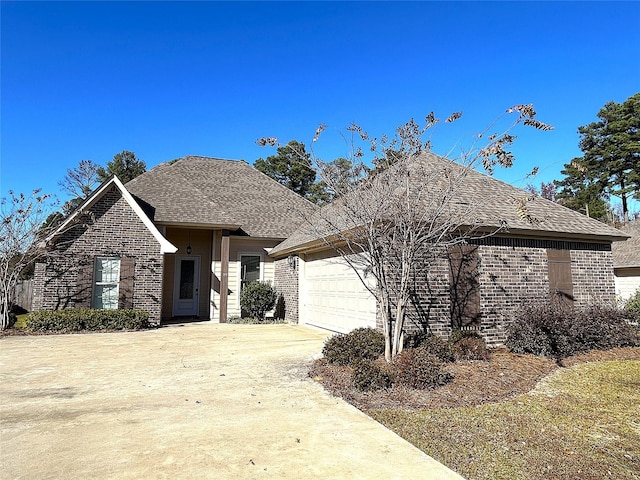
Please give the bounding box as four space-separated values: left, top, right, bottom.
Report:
160 227 281 323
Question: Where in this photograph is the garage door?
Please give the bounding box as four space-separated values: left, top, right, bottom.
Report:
299 251 377 333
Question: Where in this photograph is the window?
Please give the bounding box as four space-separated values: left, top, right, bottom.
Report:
93 257 121 309
240 255 261 290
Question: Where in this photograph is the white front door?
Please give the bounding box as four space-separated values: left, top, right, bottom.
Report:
173 256 200 317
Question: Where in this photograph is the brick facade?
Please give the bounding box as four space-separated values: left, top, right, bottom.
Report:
32 186 165 323
380 237 616 346
274 256 299 324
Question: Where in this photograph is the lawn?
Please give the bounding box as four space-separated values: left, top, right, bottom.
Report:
311 348 640 480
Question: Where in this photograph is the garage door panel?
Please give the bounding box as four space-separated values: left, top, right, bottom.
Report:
301 255 376 333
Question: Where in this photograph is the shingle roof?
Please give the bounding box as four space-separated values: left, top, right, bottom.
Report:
125 156 316 239
612 222 640 268
271 152 628 257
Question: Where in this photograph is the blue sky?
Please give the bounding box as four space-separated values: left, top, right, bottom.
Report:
2 1 639 212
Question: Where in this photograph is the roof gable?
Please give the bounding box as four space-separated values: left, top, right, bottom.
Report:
48 176 177 254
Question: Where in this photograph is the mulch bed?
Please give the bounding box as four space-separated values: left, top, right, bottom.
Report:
309 347 640 411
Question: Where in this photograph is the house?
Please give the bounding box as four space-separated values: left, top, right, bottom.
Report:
612 221 640 305
269 152 629 344
32 152 629 345
32 156 315 323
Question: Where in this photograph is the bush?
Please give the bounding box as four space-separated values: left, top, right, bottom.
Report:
405 332 454 362
227 315 284 325
240 281 277 320
392 348 453 390
352 359 392 391
624 288 640 315
322 327 385 366
452 336 489 361
449 329 483 345
25 308 151 332
506 300 640 359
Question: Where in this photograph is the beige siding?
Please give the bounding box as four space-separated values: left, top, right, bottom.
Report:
208 235 281 321
615 267 640 303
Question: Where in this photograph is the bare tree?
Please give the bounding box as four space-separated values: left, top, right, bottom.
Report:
0 190 54 329
261 106 552 361
59 159 100 198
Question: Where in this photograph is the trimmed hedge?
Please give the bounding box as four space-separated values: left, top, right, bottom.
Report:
25 309 151 332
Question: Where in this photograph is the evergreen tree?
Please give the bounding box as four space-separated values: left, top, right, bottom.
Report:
97 150 146 184
254 140 316 198
577 93 639 222
554 158 611 222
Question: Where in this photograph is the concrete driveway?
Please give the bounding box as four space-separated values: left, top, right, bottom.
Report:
0 323 462 479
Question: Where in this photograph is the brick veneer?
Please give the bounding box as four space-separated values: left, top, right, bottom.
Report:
379 237 616 346
274 257 299 324
32 186 165 323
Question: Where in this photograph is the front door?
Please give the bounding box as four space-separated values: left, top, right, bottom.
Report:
173 256 200 317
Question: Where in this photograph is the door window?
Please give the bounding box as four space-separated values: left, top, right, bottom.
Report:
179 259 195 299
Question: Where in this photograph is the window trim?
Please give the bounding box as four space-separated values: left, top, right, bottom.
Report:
237 253 264 308
92 257 121 310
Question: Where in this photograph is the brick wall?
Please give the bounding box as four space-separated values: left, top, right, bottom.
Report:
32 186 165 323
274 256 299 324
389 237 616 346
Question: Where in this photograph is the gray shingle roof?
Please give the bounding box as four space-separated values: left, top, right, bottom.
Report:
125 156 316 239
612 222 640 268
271 152 628 257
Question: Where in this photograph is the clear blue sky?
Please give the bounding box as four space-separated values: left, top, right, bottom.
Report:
2 1 639 211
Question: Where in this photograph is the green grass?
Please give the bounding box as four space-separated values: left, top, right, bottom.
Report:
370 360 640 480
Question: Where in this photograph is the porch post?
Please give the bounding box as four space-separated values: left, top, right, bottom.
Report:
219 229 230 323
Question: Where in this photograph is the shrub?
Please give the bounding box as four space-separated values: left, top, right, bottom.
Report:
227 315 285 324
392 348 453 390
506 300 640 359
449 329 483 345
452 336 489 361
239 281 277 320
322 327 385 366
25 308 151 332
404 332 454 362
624 288 640 315
352 359 392 391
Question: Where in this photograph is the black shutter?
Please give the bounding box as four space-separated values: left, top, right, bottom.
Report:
449 245 481 329
547 249 573 304
76 257 94 308
119 257 135 309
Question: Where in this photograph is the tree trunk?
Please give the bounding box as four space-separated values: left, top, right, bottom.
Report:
392 298 405 358
378 288 392 362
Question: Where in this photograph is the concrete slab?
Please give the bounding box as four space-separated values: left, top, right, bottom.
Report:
0 323 463 479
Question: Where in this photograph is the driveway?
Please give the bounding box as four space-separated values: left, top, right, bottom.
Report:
0 323 462 479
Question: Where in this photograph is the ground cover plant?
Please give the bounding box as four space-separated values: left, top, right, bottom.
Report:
310 324 640 480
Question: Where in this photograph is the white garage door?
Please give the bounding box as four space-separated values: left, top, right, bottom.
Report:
299 251 377 333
